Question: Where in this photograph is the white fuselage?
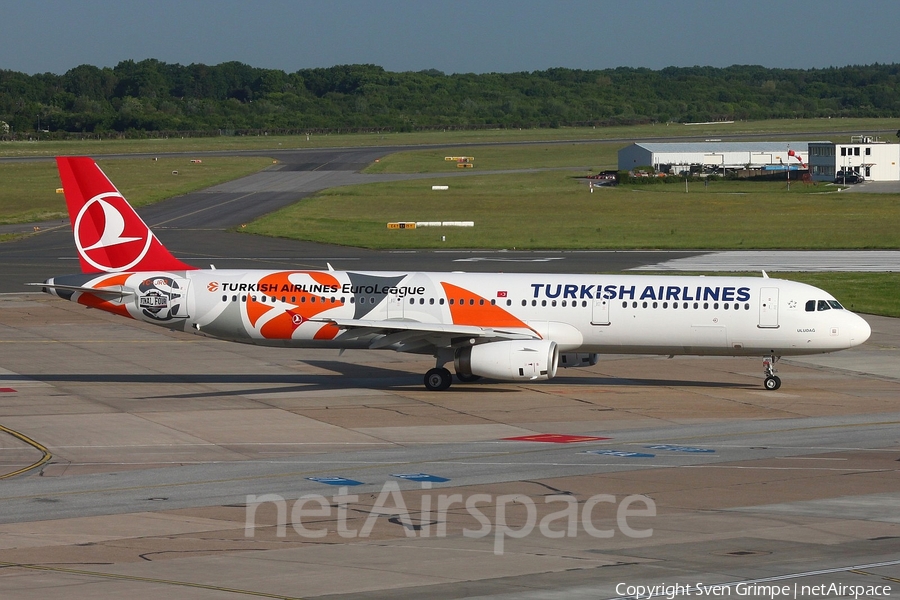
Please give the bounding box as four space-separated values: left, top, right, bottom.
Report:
50 270 871 358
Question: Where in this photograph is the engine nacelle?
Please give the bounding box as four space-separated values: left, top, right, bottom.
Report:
455 340 558 381
558 352 599 368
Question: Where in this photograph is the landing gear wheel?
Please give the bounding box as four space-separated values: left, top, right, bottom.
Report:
456 372 481 383
424 367 452 391
762 355 781 391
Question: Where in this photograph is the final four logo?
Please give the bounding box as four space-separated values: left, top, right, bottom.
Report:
138 277 185 321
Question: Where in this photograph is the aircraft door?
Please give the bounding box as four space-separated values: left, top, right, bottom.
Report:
591 297 610 326
136 276 191 321
758 287 779 328
386 292 404 319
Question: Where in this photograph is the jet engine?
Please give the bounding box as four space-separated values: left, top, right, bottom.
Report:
455 340 558 381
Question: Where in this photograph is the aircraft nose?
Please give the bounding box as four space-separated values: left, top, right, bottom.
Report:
849 314 871 347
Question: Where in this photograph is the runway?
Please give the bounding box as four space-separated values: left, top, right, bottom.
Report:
1 147 898 599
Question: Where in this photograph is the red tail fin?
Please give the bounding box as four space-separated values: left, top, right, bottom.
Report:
56 157 196 273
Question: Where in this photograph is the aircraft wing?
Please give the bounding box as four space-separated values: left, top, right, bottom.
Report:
310 317 540 352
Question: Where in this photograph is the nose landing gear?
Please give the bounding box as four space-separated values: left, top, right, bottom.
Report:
763 355 781 390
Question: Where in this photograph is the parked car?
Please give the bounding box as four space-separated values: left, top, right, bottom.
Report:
586 170 618 185
834 171 864 184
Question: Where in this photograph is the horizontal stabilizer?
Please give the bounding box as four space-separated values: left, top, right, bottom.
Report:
27 282 134 300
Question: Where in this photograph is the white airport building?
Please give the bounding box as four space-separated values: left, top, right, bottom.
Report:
617 141 823 174
807 136 900 182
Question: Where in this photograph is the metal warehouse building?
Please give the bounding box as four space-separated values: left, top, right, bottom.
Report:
618 141 826 174
808 136 900 182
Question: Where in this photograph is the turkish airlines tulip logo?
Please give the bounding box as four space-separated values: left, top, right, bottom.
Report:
74 193 152 272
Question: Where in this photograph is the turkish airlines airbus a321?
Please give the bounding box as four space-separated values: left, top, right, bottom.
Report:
37 157 871 391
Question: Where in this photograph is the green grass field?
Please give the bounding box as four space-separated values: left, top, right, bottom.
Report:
0 157 273 224
243 171 899 250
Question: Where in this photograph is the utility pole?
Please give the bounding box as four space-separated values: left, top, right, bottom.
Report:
786 145 791 191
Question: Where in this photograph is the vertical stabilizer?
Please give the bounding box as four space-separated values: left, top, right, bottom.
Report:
56 157 196 273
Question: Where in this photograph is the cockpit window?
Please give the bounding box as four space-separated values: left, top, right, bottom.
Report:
807 299 842 311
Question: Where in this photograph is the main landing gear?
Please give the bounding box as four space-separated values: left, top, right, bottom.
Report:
425 349 455 391
763 355 781 390
424 348 483 390
424 367 452 391
423 368 482 390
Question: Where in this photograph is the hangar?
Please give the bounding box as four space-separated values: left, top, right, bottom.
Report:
618 141 825 175
808 136 900 182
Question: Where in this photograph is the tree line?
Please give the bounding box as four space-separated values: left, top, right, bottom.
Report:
2 60 899 137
